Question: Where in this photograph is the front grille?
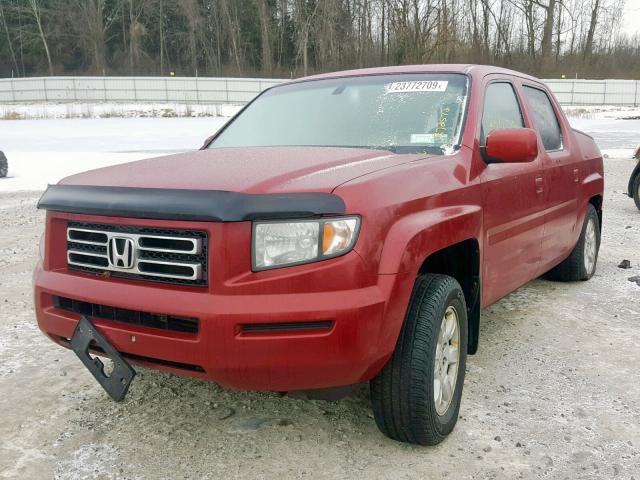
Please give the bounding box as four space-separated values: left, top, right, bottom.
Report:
66 222 208 286
53 296 199 334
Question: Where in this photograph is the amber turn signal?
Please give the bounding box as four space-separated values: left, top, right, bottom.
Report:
322 218 359 256
322 223 335 254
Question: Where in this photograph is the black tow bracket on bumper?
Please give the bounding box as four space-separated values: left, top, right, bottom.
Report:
70 316 136 401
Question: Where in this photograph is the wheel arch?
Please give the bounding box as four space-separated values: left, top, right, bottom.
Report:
372 206 483 367
418 239 481 354
588 194 603 232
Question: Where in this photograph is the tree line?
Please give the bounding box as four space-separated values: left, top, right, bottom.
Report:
0 0 638 80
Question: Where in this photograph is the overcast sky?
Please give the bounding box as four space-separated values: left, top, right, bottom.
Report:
623 0 640 36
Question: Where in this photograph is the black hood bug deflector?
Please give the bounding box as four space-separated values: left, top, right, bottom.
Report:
37 184 346 221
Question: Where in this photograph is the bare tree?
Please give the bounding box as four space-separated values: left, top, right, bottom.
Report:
220 0 242 74
256 0 273 74
538 0 557 68
0 1 19 75
0 0 637 79
73 0 118 75
27 0 53 75
127 0 147 75
178 0 200 74
294 0 320 76
583 0 600 59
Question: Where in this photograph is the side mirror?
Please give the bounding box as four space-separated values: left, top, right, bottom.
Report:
485 128 538 163
200 135 215 150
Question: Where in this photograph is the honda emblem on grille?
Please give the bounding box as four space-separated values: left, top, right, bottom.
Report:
108 237 135 269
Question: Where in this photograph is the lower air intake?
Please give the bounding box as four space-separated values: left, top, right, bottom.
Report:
53 296 199 335
241 320 333 334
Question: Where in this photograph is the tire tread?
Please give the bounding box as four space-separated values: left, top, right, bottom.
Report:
546 204 600 282
371 273 467 445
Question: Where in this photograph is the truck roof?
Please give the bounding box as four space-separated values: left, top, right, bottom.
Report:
292 64 541 84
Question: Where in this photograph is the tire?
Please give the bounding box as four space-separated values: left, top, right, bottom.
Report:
0 151 7 178
370 274 468 445
546 203 600 281
632 173 640 211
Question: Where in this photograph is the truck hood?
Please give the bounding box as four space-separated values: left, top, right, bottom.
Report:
59 147 427 194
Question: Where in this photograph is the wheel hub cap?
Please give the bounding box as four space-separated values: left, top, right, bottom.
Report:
434 305 460 416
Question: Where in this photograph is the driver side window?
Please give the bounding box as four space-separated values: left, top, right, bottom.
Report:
481 82 525 146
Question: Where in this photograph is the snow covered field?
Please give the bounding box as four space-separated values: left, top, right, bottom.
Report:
1 116 229 152
0 117 229 191
0 106 638 192
0 101 242 120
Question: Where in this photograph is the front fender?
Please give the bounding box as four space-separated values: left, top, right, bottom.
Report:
366 205 483 374
378 205 482 275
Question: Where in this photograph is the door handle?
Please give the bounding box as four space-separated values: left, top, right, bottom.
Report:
535 176 544 195
573 168 580 183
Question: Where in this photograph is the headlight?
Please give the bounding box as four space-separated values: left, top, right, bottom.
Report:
253 216 360 270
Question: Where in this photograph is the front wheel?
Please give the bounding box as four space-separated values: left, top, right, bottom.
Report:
370 274 468 445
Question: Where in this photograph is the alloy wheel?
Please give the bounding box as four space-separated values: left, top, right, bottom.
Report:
434 305 460 416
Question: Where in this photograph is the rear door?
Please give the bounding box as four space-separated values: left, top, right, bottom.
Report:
521 84 579 272
479 78 545 306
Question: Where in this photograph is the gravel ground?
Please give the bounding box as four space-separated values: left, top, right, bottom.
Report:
0 156 639 480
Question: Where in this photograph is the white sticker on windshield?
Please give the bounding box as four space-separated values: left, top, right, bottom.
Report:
386 81 448 93
411 133 449 144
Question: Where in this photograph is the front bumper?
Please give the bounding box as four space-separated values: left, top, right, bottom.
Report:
34 260 392 392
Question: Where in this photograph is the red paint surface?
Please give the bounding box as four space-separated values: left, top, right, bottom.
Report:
34 65 604 391
486 128 538 163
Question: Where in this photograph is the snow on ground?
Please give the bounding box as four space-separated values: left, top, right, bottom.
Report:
0 117 229 152
0 106 638 192
0 117 229 191
568 117 639 152
3 152 156 192
562 105 639 153
562 105 640 120
0 102 242 120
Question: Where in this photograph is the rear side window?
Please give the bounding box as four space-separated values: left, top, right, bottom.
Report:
523 86 563 151
481 82 525 145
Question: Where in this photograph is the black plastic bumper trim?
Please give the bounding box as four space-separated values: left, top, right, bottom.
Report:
59 335 205 373
53 295 200 334
241 320 334 333
37 184 346 222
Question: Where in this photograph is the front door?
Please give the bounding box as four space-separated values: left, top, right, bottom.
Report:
479 80 545 306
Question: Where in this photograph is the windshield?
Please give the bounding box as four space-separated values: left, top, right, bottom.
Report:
209 73 469 154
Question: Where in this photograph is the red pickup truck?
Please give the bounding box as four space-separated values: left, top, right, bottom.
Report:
34 65 603 445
